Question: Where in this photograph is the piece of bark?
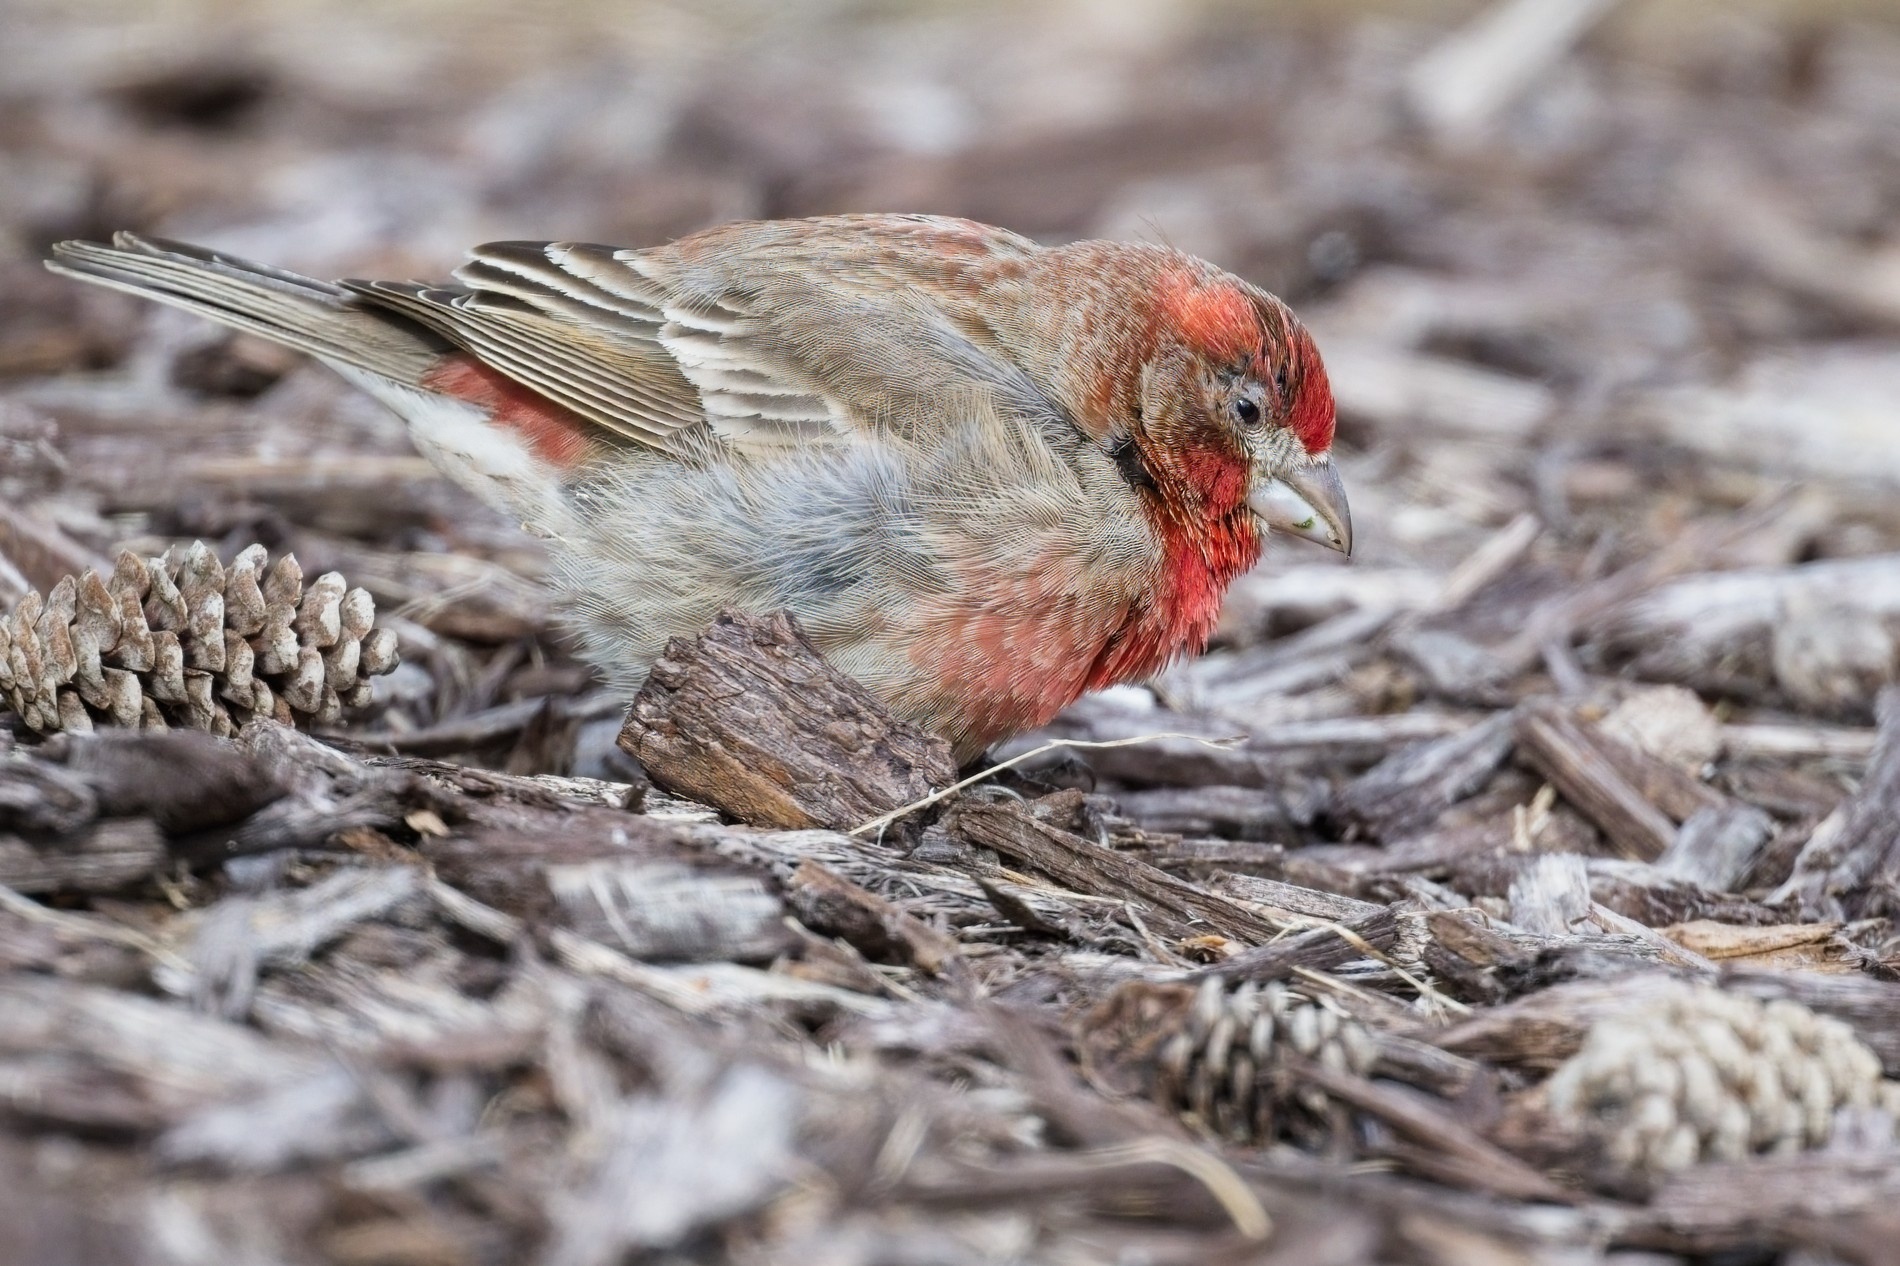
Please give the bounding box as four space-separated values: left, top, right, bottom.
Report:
1580 902 1718 974
1584 858 1781 928
1013 694 1477 785
998 694 1284 788
1516 703 1675 860
1429 912 1671 997
1641 1156 1900 1256
1485 504 1792 692
156 866 429 1012
1241 713 1486 761
1111 784 1315 839
1423 909 1521 966
365 690 625 757
619 610 955 831
1171 604 1392 706
1583 723 1728 824
947 801 1284 947
1505 853 1590 937
787 859 960 975
1438 851 1781 926
1290 1060 1572 1203
0 973 331 1129
425 811 793 965
0 502 109 595
1334 711 1518 842
1599 684 1723 773
1693 162 1900 336
544 859 790 964
1772 595 1896 720
1369 1033 1488 1099
1721 721 1879 767
1636 347 1900 488
1718 763 1848 821
1771 688 1900 920
1141 837 1289 879
1663 922 1849 973
1493 936 1693 994
57 729 287 833
1210 873 1384 925
1598 556 1900 688
1654 804 1776 893
0 729 296 890
0 819 166 893
1194 907 1408 984
1421 909 1523 1003
0 759 96 834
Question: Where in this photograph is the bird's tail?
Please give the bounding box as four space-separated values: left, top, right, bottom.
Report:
46 233 584 529
46 233 445 385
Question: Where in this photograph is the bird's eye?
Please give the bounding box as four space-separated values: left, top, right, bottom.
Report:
1234 397 1260 427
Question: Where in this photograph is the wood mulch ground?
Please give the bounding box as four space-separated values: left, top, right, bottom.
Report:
4 1 1900 1262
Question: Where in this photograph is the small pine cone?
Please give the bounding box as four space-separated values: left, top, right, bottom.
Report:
0 542 401 736
1078 977 1378 1149
1542 982 1900 1179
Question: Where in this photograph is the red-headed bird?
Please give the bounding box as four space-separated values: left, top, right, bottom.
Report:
48 215 1349 761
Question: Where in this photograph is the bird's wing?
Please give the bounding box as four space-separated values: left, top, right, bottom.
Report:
344 241 710 453
345 216 1064 457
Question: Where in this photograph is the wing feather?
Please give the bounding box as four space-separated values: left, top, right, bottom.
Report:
344 277 703 449
341 218 1068 460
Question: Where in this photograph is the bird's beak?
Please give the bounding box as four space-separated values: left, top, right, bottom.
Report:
1248 458 1353 555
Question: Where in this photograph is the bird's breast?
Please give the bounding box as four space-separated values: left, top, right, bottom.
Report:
903 504 1259 756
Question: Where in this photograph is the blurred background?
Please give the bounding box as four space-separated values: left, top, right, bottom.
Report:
4 0 1900 766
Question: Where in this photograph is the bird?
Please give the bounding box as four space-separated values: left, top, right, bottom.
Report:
46 215 1350 762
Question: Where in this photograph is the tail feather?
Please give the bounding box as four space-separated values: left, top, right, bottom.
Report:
46 233 446 384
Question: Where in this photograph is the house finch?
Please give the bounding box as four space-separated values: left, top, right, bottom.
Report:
48 216 1349 760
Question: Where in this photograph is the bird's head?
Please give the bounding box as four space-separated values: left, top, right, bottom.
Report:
1121 267 1351 557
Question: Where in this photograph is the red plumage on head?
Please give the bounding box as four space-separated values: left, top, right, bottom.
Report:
1157 271 1259 366
1286 324 1336 456
1157 270 1336 456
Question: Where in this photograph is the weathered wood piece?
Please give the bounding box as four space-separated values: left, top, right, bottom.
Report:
0 729 289 891
1112 784 1316 839
1769 689 1900 921
619 610 956 831
1290 1059 1572 1202
0 819 165 893
1421 909 1523 1003
786 859 960 974
1516 703 1675 860
1194 907 1409 985
1506 853 1590 937
1598 556 1900 693
1335 711 1517 841
1210 873 1384 924
1655 805 1776 893
1641 1155 1900 1257
947 800 1286 947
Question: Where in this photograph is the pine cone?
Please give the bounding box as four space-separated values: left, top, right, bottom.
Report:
1542 983 1900 1178
0 542 399 736
1078 977 1378 1148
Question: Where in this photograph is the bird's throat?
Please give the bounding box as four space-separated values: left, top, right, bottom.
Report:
1085 442 1261 693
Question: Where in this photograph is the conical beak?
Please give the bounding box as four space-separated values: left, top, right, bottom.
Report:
1248 459 1352 555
